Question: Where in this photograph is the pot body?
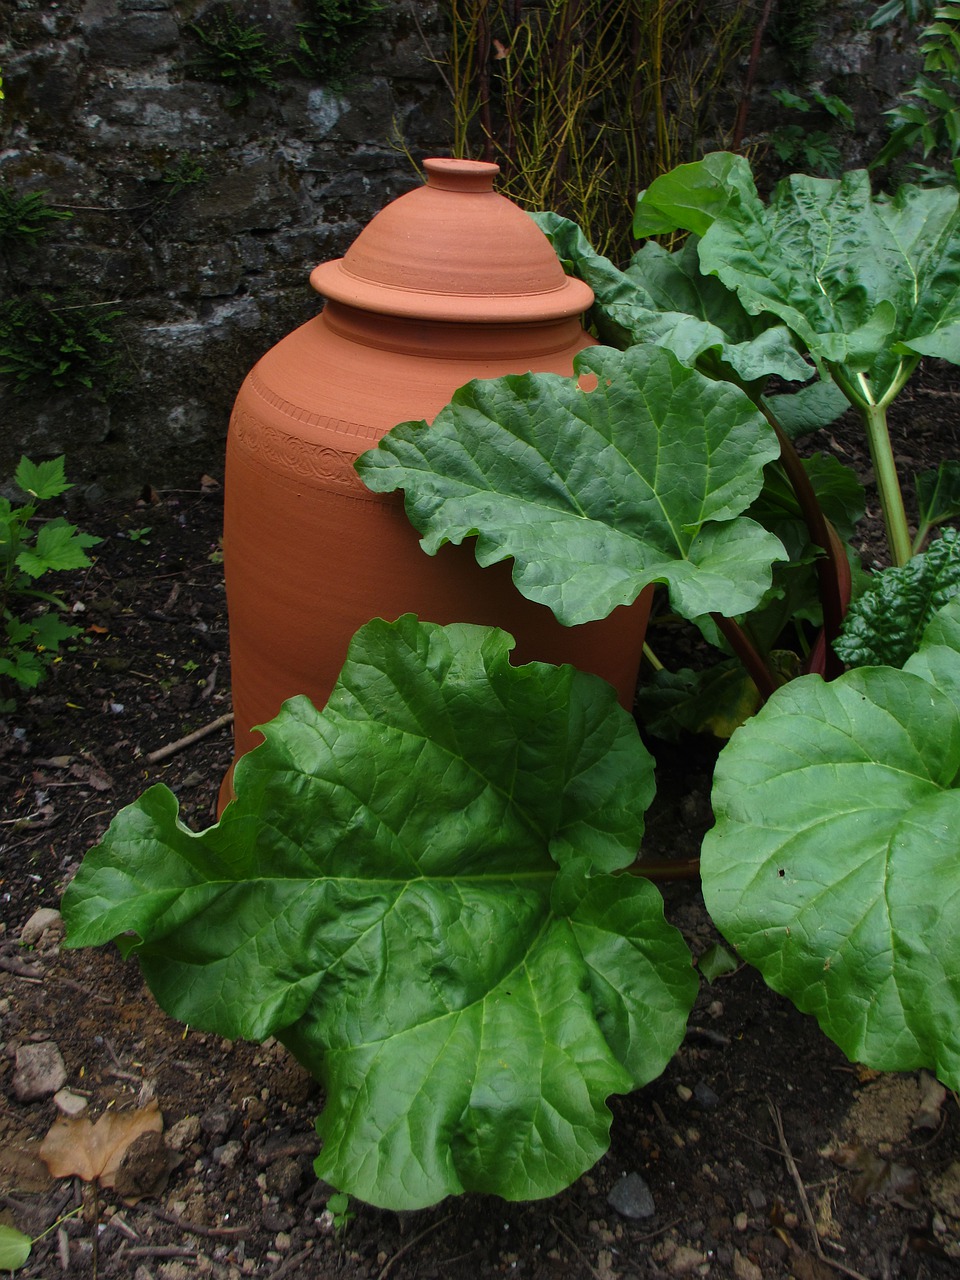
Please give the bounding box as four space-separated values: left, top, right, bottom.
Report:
221 160 651 806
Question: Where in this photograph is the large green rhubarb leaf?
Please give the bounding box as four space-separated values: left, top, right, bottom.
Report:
693 161 960 402
62 616 696 1210
701 631 960 1087
533 210 811 386
356 345 786 626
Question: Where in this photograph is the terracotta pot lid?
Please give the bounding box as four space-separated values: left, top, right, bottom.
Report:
309 157 594 323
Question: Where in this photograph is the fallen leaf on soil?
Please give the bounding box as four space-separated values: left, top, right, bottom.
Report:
913 1071 947 1131
824 1142 920 1205
67 761 113 791
39 1099 163 1188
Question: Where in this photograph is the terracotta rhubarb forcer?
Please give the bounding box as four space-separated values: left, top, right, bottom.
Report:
221 158 651 806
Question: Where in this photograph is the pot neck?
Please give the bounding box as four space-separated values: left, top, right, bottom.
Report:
320 300 589 361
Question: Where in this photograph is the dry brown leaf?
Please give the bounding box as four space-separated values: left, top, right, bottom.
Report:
39 1100 163 1188
824 1141 920 1205
913 1071 947 1131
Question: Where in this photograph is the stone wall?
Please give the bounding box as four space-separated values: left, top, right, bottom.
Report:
0 0 924 495
0 0 452 494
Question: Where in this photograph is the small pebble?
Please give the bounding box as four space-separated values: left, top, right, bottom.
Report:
167 1114 202 1151
54 1088 89 1116
12 1041 66 1102
676 1084 693 1102
733 1250 763 1280
214 1140 244 1169
606 1172 656 1220
19 908 63 946
694 1081 719 1109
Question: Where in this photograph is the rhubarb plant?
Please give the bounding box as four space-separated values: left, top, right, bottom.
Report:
61 156 960 1211
62 616 697 1210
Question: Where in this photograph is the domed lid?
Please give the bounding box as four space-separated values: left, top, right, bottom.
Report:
309 157 594 323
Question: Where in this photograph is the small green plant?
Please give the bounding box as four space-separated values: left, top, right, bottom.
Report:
0 293 122 395
292 0 384 79
325 1191 354 1234
0 184 72 255
159 153 207 194
1 456 100 707
768 88 854 176
187 5 283 107
126 526 152 543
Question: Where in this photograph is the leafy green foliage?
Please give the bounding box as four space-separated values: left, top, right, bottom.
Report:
357 344 786 627
0 294 122 395
768 88 854 178
0 457 100 705
159 154 207 193
870 0 938 25
0 184 71 254
873 3 960 177
187 5 283 107
835 528 960 667
62 617 696 1210
701 598 960 1088
292 0 384 78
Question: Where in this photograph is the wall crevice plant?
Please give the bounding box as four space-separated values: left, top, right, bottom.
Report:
0 292 123 397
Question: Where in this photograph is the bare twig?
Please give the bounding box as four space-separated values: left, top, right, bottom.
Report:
140 1203 251 1239
377 1214 453 1280
548 1217 606 1280
145 712 234 764
119 1245 201 1260
768 1100 870 1280
0 954 43 979
269 1242 315 1278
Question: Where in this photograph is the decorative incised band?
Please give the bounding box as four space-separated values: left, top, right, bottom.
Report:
230 405 376 498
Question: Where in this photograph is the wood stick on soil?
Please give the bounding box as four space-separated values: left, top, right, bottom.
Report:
145 712 234 764
768 1100 870 1280
268 1242 315 1278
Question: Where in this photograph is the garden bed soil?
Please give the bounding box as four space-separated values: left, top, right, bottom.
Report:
2 360 960 1280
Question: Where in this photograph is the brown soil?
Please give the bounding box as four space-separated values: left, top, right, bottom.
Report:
2 362 960 1280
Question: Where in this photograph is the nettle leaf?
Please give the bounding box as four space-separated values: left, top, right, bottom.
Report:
14 454 71 501
15 518 100 578
695 160 960 399
356 345 786 627
533 211 810 385
835 527 960 667
701 658 960 1088
63 617 696 1210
